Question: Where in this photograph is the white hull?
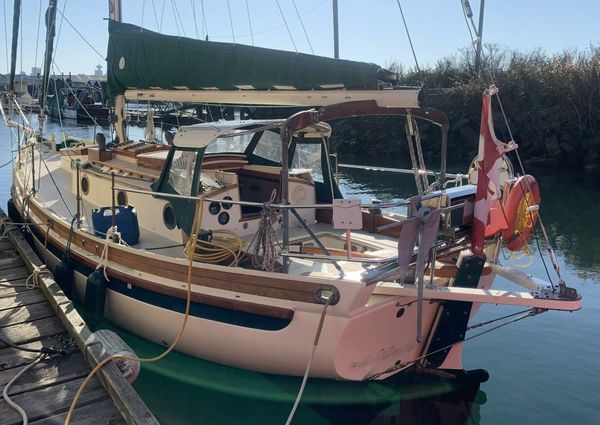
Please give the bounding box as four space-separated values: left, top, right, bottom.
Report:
33 228 470 380
8 111 578 383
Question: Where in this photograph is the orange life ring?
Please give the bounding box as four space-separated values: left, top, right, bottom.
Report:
501 175 540 251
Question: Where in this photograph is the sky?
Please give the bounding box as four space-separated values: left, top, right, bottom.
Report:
1 0 598 76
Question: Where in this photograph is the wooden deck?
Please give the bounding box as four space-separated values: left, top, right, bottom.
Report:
0 219 159 425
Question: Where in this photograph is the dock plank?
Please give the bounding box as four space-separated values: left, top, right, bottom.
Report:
30 397 127 425
0 290 47 310
0 302 57 328
0 248 19 258
0 336 69 370
0 256 22 271
0 376 107 425
0 240 13 250
0 279 36 295
0 316 66 347
0 266 30 283
0 353 89 395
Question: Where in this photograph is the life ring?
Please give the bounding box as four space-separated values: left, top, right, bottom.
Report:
501 175 540 251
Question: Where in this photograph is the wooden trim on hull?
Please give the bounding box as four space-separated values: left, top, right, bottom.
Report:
20 192 339 307
26 217 295 323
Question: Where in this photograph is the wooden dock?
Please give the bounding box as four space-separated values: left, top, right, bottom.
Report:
0 213 159 425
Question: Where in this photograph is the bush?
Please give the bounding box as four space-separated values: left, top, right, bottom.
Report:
332 45 600 171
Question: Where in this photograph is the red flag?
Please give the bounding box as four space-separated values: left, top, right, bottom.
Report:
471 87 517 258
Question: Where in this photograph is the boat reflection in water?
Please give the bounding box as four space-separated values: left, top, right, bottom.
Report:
113 322 486 425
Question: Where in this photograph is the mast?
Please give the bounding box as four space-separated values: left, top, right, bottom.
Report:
8 0 21 95
474 0 485 74
39 0 58 134
109 0 126 144
332 0 339 58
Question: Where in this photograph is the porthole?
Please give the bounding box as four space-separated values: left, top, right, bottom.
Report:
218 212 230 225
117 190 128 205
291 186 308 203
396 308 405 318
209 202 221 215
81 175 90 195
162 203 177 230
222 196 233 210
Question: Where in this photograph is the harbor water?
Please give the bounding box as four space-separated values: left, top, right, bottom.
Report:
1 117 599 424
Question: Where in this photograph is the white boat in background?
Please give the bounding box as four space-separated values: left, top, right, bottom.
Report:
0 0 580 383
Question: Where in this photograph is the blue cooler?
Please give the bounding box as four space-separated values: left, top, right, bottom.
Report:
92 205 140 245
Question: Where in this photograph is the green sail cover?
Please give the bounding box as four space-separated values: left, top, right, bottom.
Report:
107 21 388 97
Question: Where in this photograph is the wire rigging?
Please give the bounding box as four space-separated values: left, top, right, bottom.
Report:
395 0 420 73
459 0 476 43
226 0 235 43
201 0 207 39
141 0 146 28
191 0 200 39
245 0 254 45
159 0 165 32
150 0 160 31
55 7 105 61
169 0 181 36
171 0 186 37
275 0 297 52
195 0 326 41
291 0 314 54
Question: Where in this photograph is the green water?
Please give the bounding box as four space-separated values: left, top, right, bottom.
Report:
1 117 599 424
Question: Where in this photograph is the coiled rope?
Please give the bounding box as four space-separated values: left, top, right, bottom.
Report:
24 264 52 290
182 199 245 266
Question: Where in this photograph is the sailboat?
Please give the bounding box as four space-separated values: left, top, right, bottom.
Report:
1 0 580 383
45 79 110 123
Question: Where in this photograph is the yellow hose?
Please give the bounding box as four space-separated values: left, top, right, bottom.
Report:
184 229 246 266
